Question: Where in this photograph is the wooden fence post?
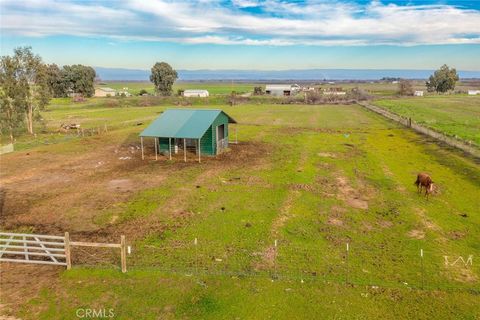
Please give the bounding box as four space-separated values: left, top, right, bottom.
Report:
120 235 127 273
64 232 71 270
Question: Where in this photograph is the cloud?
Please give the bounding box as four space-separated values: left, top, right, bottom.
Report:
1 0 479 46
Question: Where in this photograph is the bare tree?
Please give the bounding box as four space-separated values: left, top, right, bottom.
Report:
398 79 414 96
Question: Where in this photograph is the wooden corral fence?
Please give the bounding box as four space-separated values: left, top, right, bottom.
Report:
358 102 480 159
0 232 127 272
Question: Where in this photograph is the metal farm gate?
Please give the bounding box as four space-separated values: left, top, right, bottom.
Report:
0 232 127 272
0 232 68 267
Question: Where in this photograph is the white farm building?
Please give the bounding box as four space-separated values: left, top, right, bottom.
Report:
183 90 209 97
414 91 424 96
265 84 300 96
95 87 117 97
468 90 480 95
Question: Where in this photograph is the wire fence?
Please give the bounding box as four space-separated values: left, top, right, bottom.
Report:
73 238 479 292
358 102 480 158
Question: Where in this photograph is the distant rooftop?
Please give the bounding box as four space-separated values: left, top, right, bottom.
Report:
96 87 116 92
184 89 209 93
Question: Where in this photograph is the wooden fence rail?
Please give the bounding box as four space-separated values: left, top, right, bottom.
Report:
0 232 127 272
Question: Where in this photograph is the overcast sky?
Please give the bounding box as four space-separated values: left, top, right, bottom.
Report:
1 0 479 70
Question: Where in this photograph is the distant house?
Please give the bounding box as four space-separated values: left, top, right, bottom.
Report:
414 91 424 96
95 87 117 97
265 84 300 96
183 89 209 97
118 90 132 97
468 90 480 95
323 87 346 95
139 109 237 162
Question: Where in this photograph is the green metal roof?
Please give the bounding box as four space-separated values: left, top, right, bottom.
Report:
140 109 236 139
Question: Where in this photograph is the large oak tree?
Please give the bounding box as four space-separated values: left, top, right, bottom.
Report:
150 62 177 96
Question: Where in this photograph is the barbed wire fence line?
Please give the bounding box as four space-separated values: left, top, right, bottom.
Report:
358 102 480 158
76 237 479 292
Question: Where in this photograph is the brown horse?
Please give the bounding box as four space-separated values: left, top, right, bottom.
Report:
414 173 434 199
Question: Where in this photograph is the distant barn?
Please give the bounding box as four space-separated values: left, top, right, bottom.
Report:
183 89 209 97
94 87 117 97
265 84 300 96
139 109 236 162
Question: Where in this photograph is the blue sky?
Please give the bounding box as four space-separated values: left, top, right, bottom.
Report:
1 0 479 70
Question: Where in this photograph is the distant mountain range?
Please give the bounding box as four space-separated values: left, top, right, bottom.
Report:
94 67 480 81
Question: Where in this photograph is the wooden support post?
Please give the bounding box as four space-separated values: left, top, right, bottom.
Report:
141 137 144 160
169 138 172 160
104 122 108 132
198 139 201 163
64 232 71 270
120 235 127 273
183 138 187 162
154 137 158 161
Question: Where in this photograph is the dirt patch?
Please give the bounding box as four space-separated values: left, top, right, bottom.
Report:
450 267 479 283
271 190 301 237
377 220 394 228
0 262 61 317
414 207 441 232
107 179 135 192
290 184 316 192
335 177 370 210
335 176 373 210
327 217 344 226
382 166 394 177
407 229 425 239
318 152 337 158
360 222 374 232
447 230 467 240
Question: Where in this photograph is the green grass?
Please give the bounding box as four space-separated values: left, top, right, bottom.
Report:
375 96 480 145
99 80 480 97
2 98 479 319
21 269 480 320
100 81 262 95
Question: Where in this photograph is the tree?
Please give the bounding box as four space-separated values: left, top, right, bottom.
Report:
0 55 26 142
2 47 51 135
426 64 459 93
253 86 264 95
63 65 96 97
45 64 68 97
398 79 414 96
150 62 177 96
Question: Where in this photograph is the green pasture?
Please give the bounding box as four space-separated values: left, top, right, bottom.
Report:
98 80 479 97
2 99 479 319
375 96 480 145
99 82 262 95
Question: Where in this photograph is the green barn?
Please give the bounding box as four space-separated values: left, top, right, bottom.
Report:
139 109 237 162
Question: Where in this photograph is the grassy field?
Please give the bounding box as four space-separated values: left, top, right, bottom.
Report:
375 96 480 145
100 82 263 95
99 80 480 97
1 98 479 319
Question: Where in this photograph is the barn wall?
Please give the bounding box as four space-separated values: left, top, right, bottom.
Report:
159 137 170 153
199 127 214 155
211 113 230 155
